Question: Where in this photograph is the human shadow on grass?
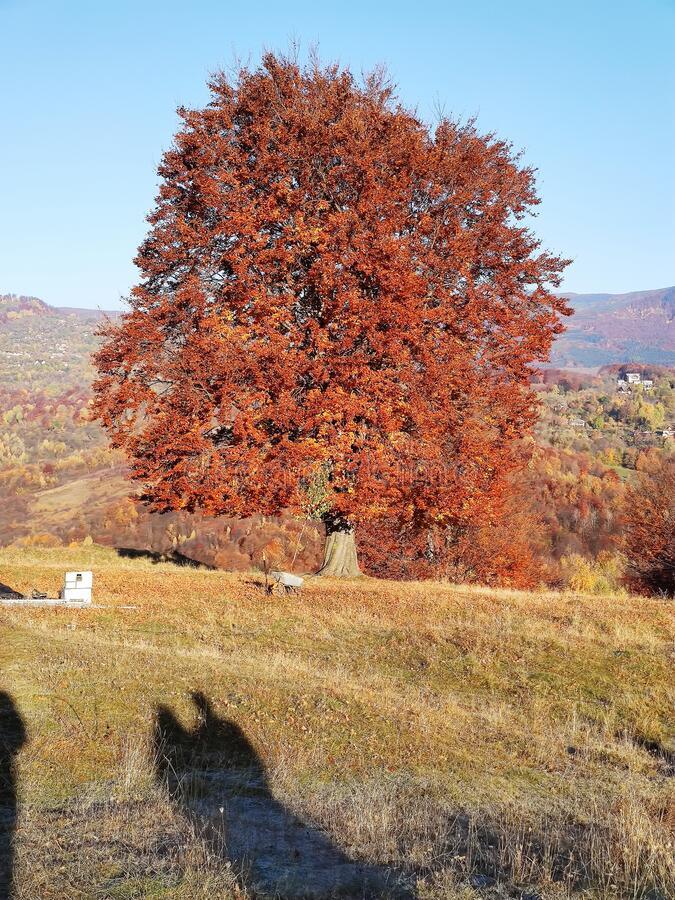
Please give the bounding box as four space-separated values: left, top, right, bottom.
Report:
0 693 26 900
152 692 414 899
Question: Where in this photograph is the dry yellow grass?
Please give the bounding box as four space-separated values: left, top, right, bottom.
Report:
1 544 673 898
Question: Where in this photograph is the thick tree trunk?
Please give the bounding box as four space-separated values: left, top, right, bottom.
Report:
317 517 362 578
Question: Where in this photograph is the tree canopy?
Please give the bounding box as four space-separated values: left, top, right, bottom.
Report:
93 52 570 574
623 454 675 596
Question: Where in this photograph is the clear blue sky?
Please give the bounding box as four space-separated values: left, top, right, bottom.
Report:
1 0 673 309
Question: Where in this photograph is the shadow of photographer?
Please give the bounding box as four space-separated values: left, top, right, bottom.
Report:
0 692 26 900
152 691 413 898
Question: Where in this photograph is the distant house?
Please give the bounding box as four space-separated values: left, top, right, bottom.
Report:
569 417 587 429
659 426 674 438
617 372 653 392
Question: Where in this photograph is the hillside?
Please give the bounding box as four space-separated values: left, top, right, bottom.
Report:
0 294 324 571
0 294 55 323
1 545 673 898
0 293 114 320
551 287 675 368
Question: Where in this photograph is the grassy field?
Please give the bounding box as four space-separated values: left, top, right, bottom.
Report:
0 545 673 899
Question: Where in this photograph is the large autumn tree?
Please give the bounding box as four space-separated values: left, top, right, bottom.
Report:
93 53 570 577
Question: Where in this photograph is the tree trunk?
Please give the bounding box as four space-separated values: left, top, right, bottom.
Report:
317 517 362 578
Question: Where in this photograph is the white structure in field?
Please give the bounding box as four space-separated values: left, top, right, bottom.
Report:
1 570 94 607
626 372 641 384
62 571 93 604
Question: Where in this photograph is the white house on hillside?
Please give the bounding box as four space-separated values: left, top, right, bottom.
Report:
616 372 653 391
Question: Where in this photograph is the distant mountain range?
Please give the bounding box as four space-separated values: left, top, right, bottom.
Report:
0 293 115 323
552 286 675 368
2 286 674 368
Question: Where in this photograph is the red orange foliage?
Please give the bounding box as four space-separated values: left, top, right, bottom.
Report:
359 477 545 587
93 53 569 572
623 454 675 595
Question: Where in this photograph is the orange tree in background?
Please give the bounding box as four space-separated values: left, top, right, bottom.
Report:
93 53 570 577
623 454 674 596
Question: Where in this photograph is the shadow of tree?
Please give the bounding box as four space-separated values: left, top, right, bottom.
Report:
0 692 26 900
116 548 215 569
152 692 413 898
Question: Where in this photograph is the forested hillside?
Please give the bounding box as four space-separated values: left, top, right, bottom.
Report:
1 293 673 589
0 294 325 572
551 286 675 366
529 366 674 588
